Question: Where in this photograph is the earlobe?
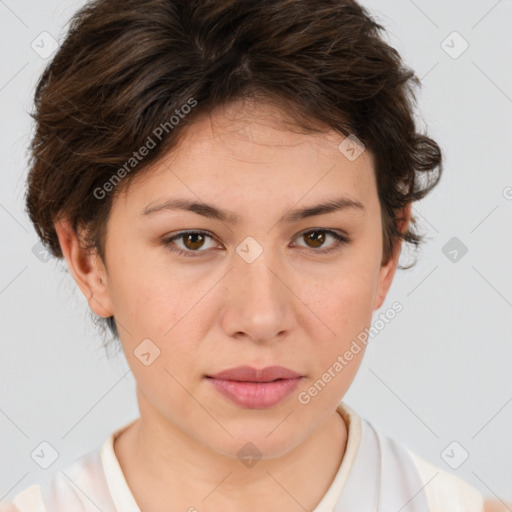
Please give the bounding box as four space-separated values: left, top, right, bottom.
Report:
54 217 113 318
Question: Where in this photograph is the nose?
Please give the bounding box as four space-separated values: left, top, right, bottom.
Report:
220 246 296 344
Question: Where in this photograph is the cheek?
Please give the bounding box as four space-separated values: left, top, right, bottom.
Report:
109 265 211 380
115 273 204 414
303 269 377 374
105 246 186 334
107 268 164 333
310 268 377 327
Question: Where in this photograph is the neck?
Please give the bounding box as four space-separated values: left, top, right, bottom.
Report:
114 387 348 512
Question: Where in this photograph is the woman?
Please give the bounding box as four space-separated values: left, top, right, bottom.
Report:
2 0 493 510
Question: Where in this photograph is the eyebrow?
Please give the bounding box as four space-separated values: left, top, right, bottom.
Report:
140 196 365 224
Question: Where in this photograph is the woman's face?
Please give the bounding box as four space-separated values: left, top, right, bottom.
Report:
76 100 404 458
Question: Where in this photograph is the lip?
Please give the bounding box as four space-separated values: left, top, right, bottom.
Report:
207 365 303 382
205 365 304 409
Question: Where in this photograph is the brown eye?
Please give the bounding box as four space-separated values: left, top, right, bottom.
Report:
163 228 349 259
303 230 326 248
182 232 206 250
163 230 218 257
294 229 349 255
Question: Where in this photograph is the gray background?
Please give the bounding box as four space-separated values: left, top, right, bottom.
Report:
1 0 511 504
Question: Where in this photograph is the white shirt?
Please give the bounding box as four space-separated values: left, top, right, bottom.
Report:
1 401 484 512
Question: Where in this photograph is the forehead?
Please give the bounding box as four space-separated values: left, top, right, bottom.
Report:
117 100 376 217
172 99 361 164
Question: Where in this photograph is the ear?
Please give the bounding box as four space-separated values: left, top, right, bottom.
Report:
373 203 412 311
54 217 113 318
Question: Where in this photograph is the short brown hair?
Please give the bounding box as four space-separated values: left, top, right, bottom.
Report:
25 0 443 346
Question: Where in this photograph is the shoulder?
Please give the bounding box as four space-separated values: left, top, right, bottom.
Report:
0 502 20 512
0 445 110 512
0 484 46 512
406 446 484 512
349 408 485 512
0 502 19 512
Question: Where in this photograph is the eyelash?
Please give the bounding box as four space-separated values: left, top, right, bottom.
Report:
162 229 350 258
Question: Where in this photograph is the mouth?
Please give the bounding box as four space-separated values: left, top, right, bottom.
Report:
205 366 305 409
206 365 304 383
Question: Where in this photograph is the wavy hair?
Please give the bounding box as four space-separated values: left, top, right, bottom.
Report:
25 0 443 348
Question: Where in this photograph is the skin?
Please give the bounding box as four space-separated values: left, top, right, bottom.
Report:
55 98 411 512
484 500 512 512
